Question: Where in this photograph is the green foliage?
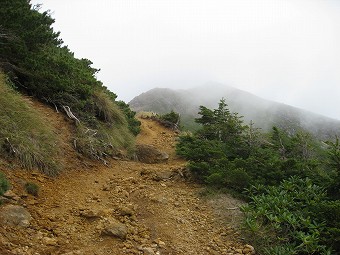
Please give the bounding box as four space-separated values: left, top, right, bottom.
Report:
116 100 141 136
177 100 254 190
325 136 340 199
195 99 246 148
242 177 333 255
0 73 61 175
25 182 39 196
0 0 61 62
325 136 340 171
0 0 140 165
159 110 180 125
177 99 326 189
0 172 10 197
177 98 340 253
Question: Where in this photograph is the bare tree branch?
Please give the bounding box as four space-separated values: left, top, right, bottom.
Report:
62 105 80 124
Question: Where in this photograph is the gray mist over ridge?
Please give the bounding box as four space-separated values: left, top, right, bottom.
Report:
129 84 340 139
31 0 340 121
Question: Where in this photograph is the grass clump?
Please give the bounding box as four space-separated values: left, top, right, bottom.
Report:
0 171 9 196
92 90 126 125
0 73 61 175
25 182 39 196
74 122 135 161
72 89 135 160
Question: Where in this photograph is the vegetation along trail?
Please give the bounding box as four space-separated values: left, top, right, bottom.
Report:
0 101 252 255
2 2 339 254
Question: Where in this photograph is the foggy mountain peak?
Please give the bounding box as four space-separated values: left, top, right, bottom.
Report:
129 84 340 139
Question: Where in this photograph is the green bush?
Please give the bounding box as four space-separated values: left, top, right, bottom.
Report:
159 110 180 125
116 100 141 136
176 100 340 254
25 182 39 196
0 172 10 196
176 99 329 191
242 176 334 254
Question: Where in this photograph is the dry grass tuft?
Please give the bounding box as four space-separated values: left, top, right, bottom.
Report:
0 73 61 175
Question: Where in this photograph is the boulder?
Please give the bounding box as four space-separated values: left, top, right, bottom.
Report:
0 204 32 227
135 144 169 164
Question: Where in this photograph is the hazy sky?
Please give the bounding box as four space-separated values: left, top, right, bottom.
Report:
32 0 340 120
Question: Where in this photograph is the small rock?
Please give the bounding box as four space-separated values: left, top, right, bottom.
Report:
61 250 83 255
0 196 11 204
3 190 20 201
79 209 100 219
118 206 134 217
142 247 155 255
101 219 128 239
35 176 45 183
102 185 110 191
122 190 130 198
98 209 114 217
152 171 173 181
153 239 166 248
235 248 243 254
43 237 58 246
243 244 255 254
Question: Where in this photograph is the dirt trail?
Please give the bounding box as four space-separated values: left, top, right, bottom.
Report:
0 101 250 255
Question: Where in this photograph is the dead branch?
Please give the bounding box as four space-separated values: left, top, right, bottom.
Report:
53 103 59 113
42 97 59 113
5 138 16 154
62 105 80 124
85 128 97 136
225 207 239 210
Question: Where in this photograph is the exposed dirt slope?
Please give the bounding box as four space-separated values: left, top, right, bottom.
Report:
0 100 251 255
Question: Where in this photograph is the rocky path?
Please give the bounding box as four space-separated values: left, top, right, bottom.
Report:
0 103 254 255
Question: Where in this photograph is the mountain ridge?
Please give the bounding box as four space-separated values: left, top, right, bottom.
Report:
129 84 340 139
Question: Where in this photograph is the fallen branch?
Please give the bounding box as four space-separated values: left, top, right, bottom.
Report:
225 207 239 210
5 138 16 154
52 102 59 113
42 97 59 113
62 105 80 124
85 128 97 136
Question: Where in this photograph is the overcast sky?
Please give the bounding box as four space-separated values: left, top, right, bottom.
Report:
32 0 340 120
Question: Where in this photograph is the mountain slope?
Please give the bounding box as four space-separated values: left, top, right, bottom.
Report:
129 84 340 139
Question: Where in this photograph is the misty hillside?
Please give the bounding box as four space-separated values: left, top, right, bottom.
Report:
129 84 340 139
